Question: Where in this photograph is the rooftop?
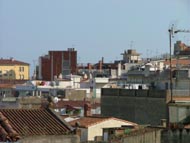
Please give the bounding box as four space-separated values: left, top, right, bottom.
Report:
69 116 137 128
0 108 72 140
52 100 100 109
0 58 29 66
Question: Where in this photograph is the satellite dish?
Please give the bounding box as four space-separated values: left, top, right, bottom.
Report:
53 97 59 103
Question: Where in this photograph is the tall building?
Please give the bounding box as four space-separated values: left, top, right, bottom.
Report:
38 48 77 81
0 58 30 80
121 49 141 63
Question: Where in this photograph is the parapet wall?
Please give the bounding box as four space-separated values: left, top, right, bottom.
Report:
102 88 167 98
101 88 168 125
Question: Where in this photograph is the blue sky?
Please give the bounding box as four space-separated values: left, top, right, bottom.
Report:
0 0 190 70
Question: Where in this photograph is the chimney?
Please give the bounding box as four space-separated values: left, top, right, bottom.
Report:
88 63 92 71
84 103 91 117
99 60 102 72
102 57 104 63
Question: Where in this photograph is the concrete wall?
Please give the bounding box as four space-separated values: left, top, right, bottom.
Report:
169 104 190 123
65 89 86 100
19 135 80 143
80 128 88 142
161 129 190 143
123 129 161 143
101 88 168 125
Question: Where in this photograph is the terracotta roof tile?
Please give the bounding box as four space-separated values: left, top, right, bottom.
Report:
69 116 138 128
0 84 15 89
173 96 190 102
0 112 21 142
0 59 29 65
0 108 72 137
164 59 190 66
52 100 100 109
184 124 190 129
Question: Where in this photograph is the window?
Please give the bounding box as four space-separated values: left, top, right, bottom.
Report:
19 67 24 72
20 74 24 79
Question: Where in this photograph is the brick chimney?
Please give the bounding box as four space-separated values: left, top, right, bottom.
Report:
87 63 92 70
99 60 102 72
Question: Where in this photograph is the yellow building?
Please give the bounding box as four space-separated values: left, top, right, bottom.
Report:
0 58 30 80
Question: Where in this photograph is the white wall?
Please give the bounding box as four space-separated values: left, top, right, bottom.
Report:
87 119 135 141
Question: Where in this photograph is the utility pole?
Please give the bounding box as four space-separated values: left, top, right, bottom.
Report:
168 25 190 103
168 25 174 103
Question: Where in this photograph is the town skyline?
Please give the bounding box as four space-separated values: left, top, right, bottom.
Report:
1 0 190 71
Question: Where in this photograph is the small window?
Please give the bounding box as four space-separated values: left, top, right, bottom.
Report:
20 75 24 79
19 67 24 72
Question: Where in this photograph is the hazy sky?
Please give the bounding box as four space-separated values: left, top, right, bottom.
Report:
0 0 190 69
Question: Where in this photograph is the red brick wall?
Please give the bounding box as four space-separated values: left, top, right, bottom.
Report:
40 50 77 81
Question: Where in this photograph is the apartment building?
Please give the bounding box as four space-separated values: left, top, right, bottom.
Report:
38 48 77 81
0 58 30 80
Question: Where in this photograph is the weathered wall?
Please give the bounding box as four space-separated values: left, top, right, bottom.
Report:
65 89 86 100
101 89 168 125
161 129 190 143
19 135 80 143
123 129 161 143
88 119 136 141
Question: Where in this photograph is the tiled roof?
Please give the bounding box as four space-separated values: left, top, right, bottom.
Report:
0 112 20 142
173 96 190 102
0 108 72 138
0 84 15 89
69 116 138 128
164 58 190 66
184 124 190 129
0 59 29 65
52 100 100 109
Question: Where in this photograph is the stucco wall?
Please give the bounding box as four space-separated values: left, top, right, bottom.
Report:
87 119 135 141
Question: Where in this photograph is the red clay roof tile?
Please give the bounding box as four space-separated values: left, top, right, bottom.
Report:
0 59 29 65
52 100 100 109
0 108 72 137
69 116 137 128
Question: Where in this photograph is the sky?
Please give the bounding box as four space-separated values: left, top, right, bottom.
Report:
0 0 190 73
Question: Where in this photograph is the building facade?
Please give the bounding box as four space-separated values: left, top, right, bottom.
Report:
0 58 30 80
38 48 77 80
